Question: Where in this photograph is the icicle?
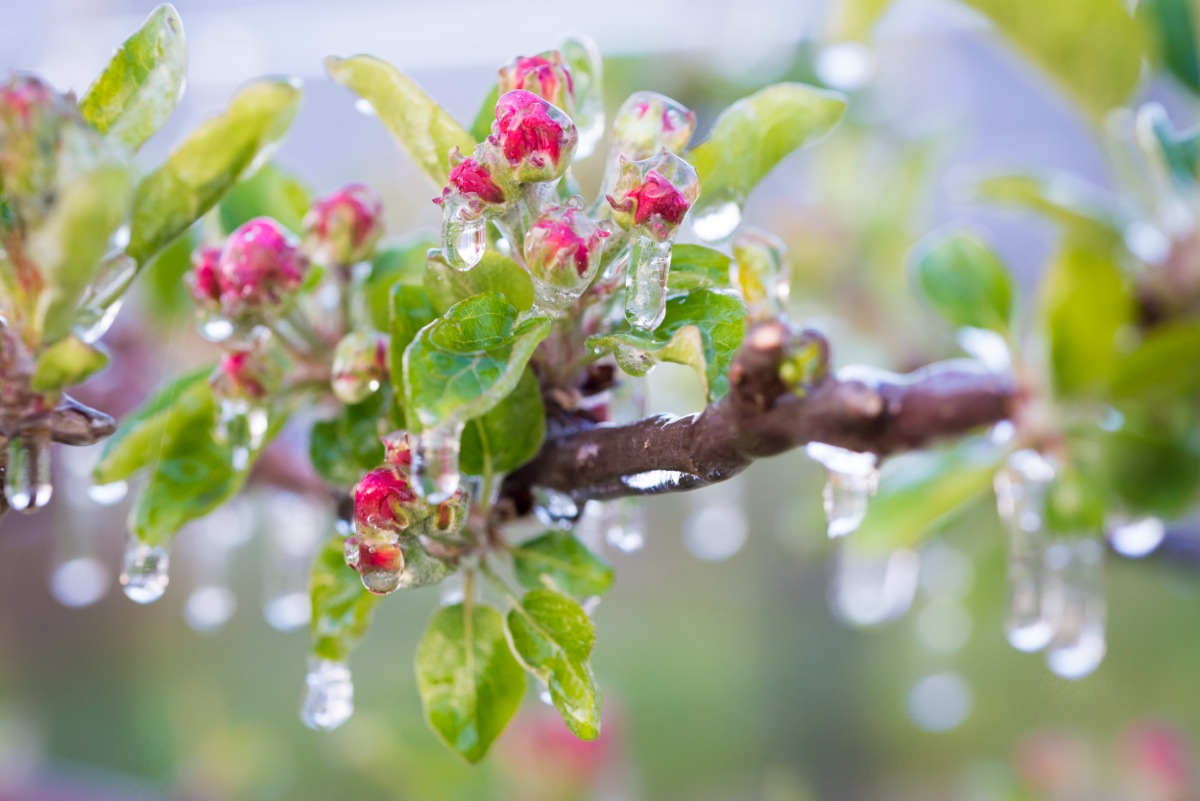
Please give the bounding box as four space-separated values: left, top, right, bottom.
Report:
5 429 52 513
692 201 743 243
412 421 465 503
1044 538 1107 680
197 309 235 343
994 449 1057 652
604 497 647 553
625 235 672 331
120 536 170 604
73 254 136 344
830 539 920 626
440 195 487 271
261 491 323 629
533 487 579 529
805 442 878 539
215 397 269 472
301 657 354 731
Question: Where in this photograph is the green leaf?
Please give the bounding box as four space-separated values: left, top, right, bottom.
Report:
827 0 894 40
855 440 1001 553
78 4 186 152
1110 321 1200 400
512 530 614 597
403 293 551 430
367 235 436 331
972 173 1125 249
310 534 381 663
217 162 311 235
469 84 500 144
30 335 108 392
687 83 845 213
140 223 200 323
910 228 1014 335
126 78 302 265
588 289 746 400
416 601 526 763
425 250 534 316
326 55 475 188
506 588 600 740
27 164 134 343
309 389 390 487
1140 0 1200 95
959 0 1145 120
667 244 733 292
1039 243 1135 398
461 368 545 476
1139 104 1200 189
389 283 438 427
93 366 211 484
1094 406 1200 519
396 536 451 589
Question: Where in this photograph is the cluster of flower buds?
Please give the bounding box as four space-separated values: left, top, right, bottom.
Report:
302 183 384 268
524 199 612 312
347 431 468 595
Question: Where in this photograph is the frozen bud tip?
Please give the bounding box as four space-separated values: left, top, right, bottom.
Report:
498 51 576 115
525 204 610 285
212 349 278 401
438 150 509 207
490 89 578 183
215 218 308 320
611 91 697 161
381 430 415 468
303 183 384 265
353 466 418 533
607 149 700 240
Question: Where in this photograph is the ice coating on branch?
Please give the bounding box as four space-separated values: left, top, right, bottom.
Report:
1044 538 1107 679
412 421 465 504
301 657 354 731
331 331 387 405
805 442 879 539
731 229 791 319
5 429 52 512
533 487 579 529
498 51 576 117
995 449 1058 652
303 183 384 266
524 200 611 312
120 536 169 604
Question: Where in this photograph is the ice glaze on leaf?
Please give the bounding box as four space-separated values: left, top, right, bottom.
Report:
30 335 108 392
667 244 733 292
460 368 545 476
425 251 534 316
512 530 615 597
309 390 390 488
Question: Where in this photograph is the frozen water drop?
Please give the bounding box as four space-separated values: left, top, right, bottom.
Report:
50 556 110 608
805 442 878 539
354 97 376 116
604 497 646 553
74 254 136 343
533 487 579 529
301 657 354 731
215 398 269 471
120 538 170 604
829 543 919 626
198 310 235 342
995 449 1058 652
1044 539 1106 680
87 480 128 506
441 196 487 271
412 422 464 503
343 535 360 569
691 201 742 243
184 585 237 633
539 686 554 706
625 235 672 331
5 432 52 513
1109 515 1165 558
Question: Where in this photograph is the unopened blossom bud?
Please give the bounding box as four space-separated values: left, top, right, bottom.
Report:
610 91 696 163
524 201 611 311
436 147 512 210
422 487 470 538
185 247 222 308
489 90 578 184
210 348 282 402
331 331 387 405
381 430 415 468
216 218 307 321
498 51 575 117
303 183 384 266
353 465 418 533
606 149 700 241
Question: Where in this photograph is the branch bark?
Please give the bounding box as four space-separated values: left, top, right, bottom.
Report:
503 321 1017 506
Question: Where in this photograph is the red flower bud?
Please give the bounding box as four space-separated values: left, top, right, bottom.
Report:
437 149 509 207
610 91 696 162
353 465 418 533
498 51 576 116
211 349 273 401
524 203 610 310
303 183 384 266
489 90 577 183
381 430 415 468
606 149 700 241
216 218 307 320
186 247 222 308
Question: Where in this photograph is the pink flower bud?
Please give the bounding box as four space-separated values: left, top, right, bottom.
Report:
186 247 222 308
211 349 278 401
381 430 415 468
498 51 576 116
303 183 384 266
215 218 307 320
354 465 418 533
436 148 510 208
524 202 610 310
489 90 578 183
610 92 696 163
331 331 388 405
606 149 700 241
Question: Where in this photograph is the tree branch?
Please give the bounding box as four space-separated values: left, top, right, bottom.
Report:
503 321 1017 506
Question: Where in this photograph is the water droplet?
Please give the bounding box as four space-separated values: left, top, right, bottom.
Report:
815 41 876 90
87 480 128 506
1109 515 1164 558
184 585 238 633
197 309 235 343
441 195 487 271
956 327 1012 373
995 450 1057 652
683 503 748 562
5 431 52 513
1044 539 1106 680
331 332 386 405
604 497 646 553
907 672 972 732
692 200 742 243
301 657 354 731
624 235 672 331
353 530 405 596
215 398 269 471
120 537 170 604
412 421 464 503
539 686 554 706
354 97 376 116
805 442 878 538
829 542 920 626
49 556 110 608
533 487 579 529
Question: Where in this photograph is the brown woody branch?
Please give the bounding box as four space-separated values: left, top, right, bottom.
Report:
502 321 1017 506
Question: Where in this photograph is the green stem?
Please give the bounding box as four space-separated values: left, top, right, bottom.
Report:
478 559 521 606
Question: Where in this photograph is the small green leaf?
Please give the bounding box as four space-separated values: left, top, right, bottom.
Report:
425 250 534 316
461 368 545 476
1039 243 1135 398
512 530 614 597
959 0 1146 120
1094 406 1200 519
367 235 436 331
910 228 1014 335
1140 0 1200 95
396 536 451 589
667 244 733 292
389 283 439 428
855 440 1001 553
1110 321 1200 400
469 84 500 144
972 173 1124 249
416 601 526 763
217 162 311 235
78 4 186 152
31 335 108 392
326 55 475 188
126 78 302 265
687 83 845 213
403 293 551 430
140 223 200 324
506 588 600 740
309 389 390 488
588 289 746 400
1140 104 1200 189
310 534 381 663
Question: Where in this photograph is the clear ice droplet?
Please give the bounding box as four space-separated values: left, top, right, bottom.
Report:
1108 515 1165 558
829 542 920 626
215 398 269 471
120 537 170 604
604 497 646 553
74 254 136 344
691 201 742 243
441 197 487 271
412 422 465 503
5 431 53 513
87 480 128 506
301 657 354 731
1044 538 1106 680
625 235 672 331
198 310 235 343
995 450 1057 652
533 487 579 529
805 442 878 539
